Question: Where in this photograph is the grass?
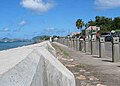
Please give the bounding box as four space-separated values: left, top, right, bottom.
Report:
76 63 87 68
52 43 69 58
57 46 69 57
63 50 69 57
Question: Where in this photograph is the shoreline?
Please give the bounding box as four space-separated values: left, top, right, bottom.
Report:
0 41 35 51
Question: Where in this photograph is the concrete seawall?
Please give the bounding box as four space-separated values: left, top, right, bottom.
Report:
0 41 75 86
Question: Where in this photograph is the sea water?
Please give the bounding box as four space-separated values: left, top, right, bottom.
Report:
0 42 33 51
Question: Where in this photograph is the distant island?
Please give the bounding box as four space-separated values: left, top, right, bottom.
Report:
0 37 32 43
0 35 52 43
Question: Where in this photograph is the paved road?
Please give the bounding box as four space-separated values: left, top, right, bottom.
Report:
53 42 120 86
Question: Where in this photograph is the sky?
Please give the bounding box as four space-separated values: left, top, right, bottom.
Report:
0 0 120 39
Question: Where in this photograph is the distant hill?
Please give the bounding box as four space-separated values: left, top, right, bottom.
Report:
32 35 50 43
0 37 11 42
0 37 32 42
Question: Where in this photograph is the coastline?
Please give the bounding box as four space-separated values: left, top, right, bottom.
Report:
0 41 34 51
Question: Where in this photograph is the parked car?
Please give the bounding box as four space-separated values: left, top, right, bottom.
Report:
113 32 120 41
113 32 120 37
100 32 113 42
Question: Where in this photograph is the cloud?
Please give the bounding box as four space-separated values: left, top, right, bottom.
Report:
0 28 10 32
43 27 56 35
13 28 21 32
13 20 27 32
94 0 120 10
43 27 66 36
45 27 56 32
18 20 27 26
20 0 54 13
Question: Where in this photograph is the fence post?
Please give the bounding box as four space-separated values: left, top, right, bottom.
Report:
83 39 86 52
90 38 96 55
75 37 78 51
85 38 91 53
76 38 79 51
63 38 65 45
79 39 81 51
90 37 93 55
71 38 73 48
90 38 93 55
112 37 120 62
61 38 63 44
67 38 68 46
70 38 72 48
99 37 105 58
68 38 70 47
73 38 75 49
59 38 61 43
65 38 67 45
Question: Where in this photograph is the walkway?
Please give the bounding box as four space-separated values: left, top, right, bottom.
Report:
52 42 120 86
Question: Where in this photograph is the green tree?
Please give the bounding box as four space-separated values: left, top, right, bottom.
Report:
76 19 85 36
95 16 112 33
87 19 96 26
85 23 89 29
76 19 85 29
112 17 120 30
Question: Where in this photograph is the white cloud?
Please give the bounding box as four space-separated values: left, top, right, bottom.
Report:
95 0 120 10
12 20 27 32
20 0 54 13
3 28 10 32
0 28 10 32
45 27 56 31
18 20 27 26
13 28 21 32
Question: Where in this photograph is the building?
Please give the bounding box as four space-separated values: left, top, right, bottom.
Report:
69 32 81 38
85 26 100 40
86 26 100 31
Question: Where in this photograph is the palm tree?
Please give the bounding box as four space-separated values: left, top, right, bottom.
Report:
76 19 85 29
76 19 85 37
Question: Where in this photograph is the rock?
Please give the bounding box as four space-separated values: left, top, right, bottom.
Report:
73 72 79 75
93 81 101 84
81 81 87 86
57 57 59 59
88 76 99 81
69 59 74 61
61 58 74 61
79 69 86 72
76 75 86 80
86 83 94 86
84 72 91 75
65 64 75 67
96 84 107 86
57 55 62 59
85 72 90 74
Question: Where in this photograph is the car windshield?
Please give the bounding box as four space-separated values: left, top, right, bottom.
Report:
101 33 110 35
113 32 120 37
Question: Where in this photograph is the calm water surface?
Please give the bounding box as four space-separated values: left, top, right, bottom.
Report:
0 42 33 51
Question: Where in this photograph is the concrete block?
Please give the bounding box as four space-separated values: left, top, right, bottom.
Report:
0 50 40 86
112 37 120 62
0 41 75 86
36 47 76 86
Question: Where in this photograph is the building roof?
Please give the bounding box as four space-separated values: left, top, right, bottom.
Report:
70 32 80 35
86 26 100 31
